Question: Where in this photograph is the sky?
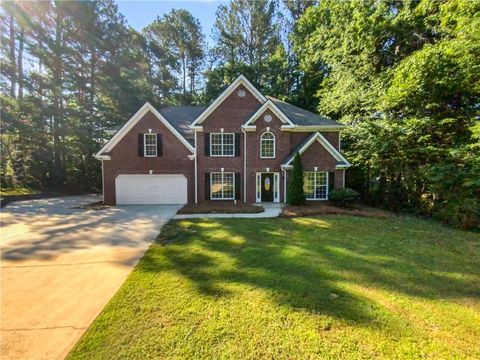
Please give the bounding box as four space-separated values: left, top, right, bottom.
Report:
116 0 226 47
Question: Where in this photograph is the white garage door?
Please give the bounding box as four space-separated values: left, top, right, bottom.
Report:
115 174 187 205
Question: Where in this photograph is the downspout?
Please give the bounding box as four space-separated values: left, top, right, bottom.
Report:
242 127 247 203
282 167 287 204
194 129 198 203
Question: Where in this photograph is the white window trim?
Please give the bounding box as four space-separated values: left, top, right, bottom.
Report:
210 172 235 200
304 171 329 201
144 133 157 157
260 132 275 159
210 133 235 157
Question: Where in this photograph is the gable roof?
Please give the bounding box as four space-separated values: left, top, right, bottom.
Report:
282 132 351 169
95 102 195 160
190 75 266 127
159 106 206 146
243 100 295 127
266 96 343 128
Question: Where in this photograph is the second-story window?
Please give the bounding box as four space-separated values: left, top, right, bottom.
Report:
210 133 234 156
144 133 157 157
260 132 275 158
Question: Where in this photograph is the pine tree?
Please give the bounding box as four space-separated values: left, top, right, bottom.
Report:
287 153 305 205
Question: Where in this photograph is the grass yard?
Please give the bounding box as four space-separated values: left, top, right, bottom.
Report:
68 215 480 359
0 186 39 196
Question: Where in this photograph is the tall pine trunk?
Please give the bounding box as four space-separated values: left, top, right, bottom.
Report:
17 26 24 100
9 12 16 98
182 53 186 95
52 3 64 186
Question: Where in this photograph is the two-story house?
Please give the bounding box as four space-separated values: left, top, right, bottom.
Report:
95 75 351 205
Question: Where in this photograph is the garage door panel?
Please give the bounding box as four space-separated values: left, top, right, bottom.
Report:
115 174 187 205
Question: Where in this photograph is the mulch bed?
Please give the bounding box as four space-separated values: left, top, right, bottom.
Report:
177 201 264 214
281 202 393 219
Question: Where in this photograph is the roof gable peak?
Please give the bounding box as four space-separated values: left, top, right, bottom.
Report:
95 102 194 160
190 74 266 127
282 132 351 169
243 99 295 126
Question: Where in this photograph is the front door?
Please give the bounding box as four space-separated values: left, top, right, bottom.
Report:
261 173 274 202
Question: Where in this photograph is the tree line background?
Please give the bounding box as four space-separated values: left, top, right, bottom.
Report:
1 0 479 228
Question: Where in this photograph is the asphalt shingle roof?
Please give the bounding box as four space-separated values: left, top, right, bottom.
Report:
159 106 206 146
266 96 341 127
104 97 342 151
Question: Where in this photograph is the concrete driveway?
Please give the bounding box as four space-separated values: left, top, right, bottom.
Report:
0 195 181 360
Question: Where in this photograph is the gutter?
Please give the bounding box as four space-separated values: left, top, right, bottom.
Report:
242 127 247 203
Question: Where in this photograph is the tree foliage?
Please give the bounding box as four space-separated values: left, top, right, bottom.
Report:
1 0 478 228
0 1 204 191
294 0 480 227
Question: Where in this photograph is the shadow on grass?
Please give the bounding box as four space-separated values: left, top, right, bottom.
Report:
139 216 480 326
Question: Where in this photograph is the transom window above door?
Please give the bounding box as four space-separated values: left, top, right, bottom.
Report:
304 171 328 200
144 133 157 157
260 132 275 158
210 133 234 156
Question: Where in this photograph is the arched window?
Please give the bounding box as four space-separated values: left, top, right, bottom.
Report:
260 132 275 158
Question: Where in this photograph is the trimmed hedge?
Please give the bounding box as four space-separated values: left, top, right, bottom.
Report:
329 188 359 208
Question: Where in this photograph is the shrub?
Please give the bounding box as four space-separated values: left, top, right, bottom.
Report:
432 197 480 230
329 188 359 208
287 153 305 205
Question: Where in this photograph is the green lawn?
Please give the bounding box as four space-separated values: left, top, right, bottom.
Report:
0 186 39 196
68 215 480 359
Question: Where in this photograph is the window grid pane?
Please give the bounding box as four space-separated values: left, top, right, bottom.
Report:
303 172 328 200
210 172 234 199
210 133 234 156
144 134 157 156
260 133 275 158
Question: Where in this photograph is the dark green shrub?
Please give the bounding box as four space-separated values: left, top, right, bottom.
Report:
432 197 480 230
329 188 359 208
287 154 305 205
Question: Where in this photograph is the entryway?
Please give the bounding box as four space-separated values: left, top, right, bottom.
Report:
256 172 280 203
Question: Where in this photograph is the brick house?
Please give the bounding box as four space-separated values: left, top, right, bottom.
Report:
95 75 351 205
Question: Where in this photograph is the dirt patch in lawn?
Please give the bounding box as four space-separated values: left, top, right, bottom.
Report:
281 202 393 219
178 201 264 214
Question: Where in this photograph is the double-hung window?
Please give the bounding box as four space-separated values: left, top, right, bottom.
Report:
210 133 234 156
144 133 157 157
303 172 328 200
211 172 235 200
260 132 275 158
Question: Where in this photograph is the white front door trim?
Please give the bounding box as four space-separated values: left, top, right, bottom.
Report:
255 172 280 203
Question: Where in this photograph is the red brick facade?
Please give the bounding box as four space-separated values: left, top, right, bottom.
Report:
100 79 348 205
196 84 261 202
102 111 194 205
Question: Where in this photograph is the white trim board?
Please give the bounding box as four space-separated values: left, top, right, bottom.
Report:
243 100 295 127
283 132 351 168
255 172 280 203
190 75 266 126
95 102 194 160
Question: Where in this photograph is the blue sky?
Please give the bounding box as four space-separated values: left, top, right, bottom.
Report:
116 1 226 47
